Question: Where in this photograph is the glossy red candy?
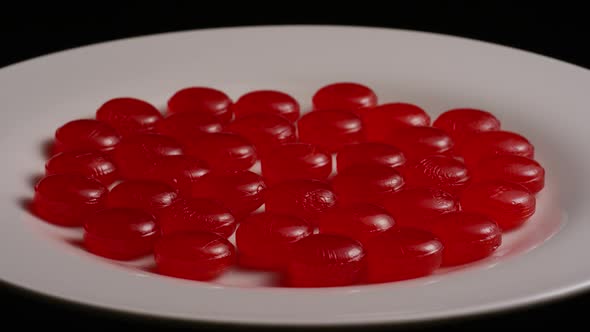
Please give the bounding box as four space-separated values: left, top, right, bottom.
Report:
433 108 501 146
232 90 300 122
154 232 236 281
364 228 443 283
83 208 159 260
184 133 256 172
33 174 108 227
159 198 236 238
192 171 266 218
225 113 297 157
382 187 459 228
54 119 121 154
336 142 406 172
140 155 209 194
45 150 118 186
312 82 377 112
111 134 184 179
236 213 313 270
359 103 430 142
107 180 179 216
427 211 502 266
286 234 365 287
156 111 223 142
96 97 163 136
297 110 365 153
385 126 454 161
265 179 337 226
460 181 535 231
461 131 534 167
331 164 404 205
473 155 545 193
318 203 395 245
167 87 233 124
261 143 332 184
406 155 471 195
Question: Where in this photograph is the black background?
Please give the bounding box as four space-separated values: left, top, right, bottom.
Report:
1 2 588 331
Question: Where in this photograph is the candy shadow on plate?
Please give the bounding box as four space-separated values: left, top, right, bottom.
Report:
41 138 55 159
28 173 43 188
65 238 85 250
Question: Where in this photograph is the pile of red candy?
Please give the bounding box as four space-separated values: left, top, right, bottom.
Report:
32 82 545 287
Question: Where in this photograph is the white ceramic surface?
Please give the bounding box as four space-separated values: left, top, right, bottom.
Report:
0 26 587 326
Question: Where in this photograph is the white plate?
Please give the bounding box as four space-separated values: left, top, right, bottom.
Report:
0 26 587 326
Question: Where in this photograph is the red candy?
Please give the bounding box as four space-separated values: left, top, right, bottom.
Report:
31 82 549 286
261 143 332 184
382 187 459 228
225 113 297 157
154 232 236 281
83 208 159 260
312 82 377 112
159 198 237 238
156 112 223 142
406 155 471 195
474 155 545 193
167 87 233 124
232 90 300 122
460 181 536 231
138 155 209 194
364 228 443 283
336 142 406 172
265 179 337 226
298 110 365 153
319 203 395 245
385 126 454 161
332 164 404 205
54 119 121 154
426 212 502 266
96 97 163 136
192 171 266 218
111 134 184 179
359 103 430 142
45 150 118 186
33 174 108 227
461 131 534 167
286 234 365 287
236 213 313 270
433 108 501 146
185 133 256 172
107 180 179 216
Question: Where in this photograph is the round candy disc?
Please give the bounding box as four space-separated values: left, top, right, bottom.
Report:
158 198 236 238
312 82 377 111
45 150 118 186
286 234 366 287
236 213 313 270
83 208 159 260
54 119 120 154
261 143 332 184
154 232 236 281
364 228 443 283
318 203 395 245
167 87 233 124
232 90 300 122
265 179 337 226
96 97 163 136
33 174 108 227
360 103 430 142
460 180 536 231
298 110 365 153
